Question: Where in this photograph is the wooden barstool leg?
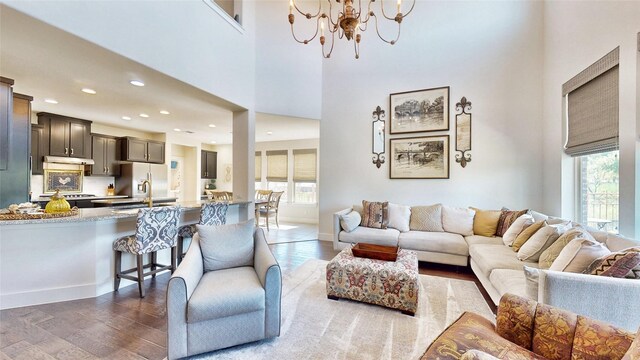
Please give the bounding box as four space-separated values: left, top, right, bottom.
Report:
171 246 177 273
114 250 122 291
266 212 270 231
276 210 279 228
137 254 145 298
176 235 184 265
150 252 157 278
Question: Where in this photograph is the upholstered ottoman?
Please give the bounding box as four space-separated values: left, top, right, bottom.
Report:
325 247 419 315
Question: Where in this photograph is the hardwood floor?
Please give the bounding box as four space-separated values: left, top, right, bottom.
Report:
0 240 494 360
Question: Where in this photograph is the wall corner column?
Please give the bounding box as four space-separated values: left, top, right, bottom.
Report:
232 109 255 221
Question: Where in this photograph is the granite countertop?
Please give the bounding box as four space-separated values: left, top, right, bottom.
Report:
0 200 250 225
91 197 178 205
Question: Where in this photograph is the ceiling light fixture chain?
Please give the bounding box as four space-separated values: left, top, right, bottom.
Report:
288 0 415 59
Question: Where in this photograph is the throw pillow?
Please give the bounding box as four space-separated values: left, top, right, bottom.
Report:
530 210 549 222
621 330 640 360
584 251 640 278
387 203 411 232
197 220 255 272
517 224 568 262
339 210 361 233
512 220 546 252
523 265 539 300
495 208 529 237
469 207 502 237
538 227 596 269
409 204 444 232
360 200 389 229
502 214 534 246
441 206 475 236
549 238 611 273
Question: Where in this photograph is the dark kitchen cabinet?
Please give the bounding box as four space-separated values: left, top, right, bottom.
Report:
31 124 44 175
119 137 165 164
91 134 120 176
37 113 91 158
201 150 217 179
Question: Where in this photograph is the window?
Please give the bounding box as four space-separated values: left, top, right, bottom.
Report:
255 151 261 182
266 150 288 201
578 151 619 233
293 149 317 203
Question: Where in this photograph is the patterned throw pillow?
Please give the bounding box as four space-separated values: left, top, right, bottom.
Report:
538 227 596 269
585 251 640 278
409 204 444 232
549 238 611 273
360 200 389 229
512 220 546 252
495 208 529 237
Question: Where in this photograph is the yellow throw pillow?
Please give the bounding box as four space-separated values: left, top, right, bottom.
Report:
512 220 546 252
470 207 502 237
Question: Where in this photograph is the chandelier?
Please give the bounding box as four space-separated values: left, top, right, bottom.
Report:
288 0 415 59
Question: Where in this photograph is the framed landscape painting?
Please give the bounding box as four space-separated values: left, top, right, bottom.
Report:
389 86 450 134
389 135 449 179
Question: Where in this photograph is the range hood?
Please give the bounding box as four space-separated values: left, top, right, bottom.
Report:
44 156 95 165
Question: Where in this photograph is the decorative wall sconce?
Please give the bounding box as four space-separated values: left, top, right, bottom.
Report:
372 106 386 169
455 97 472 168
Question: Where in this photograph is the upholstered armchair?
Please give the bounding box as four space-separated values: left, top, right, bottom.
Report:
166 224 282 360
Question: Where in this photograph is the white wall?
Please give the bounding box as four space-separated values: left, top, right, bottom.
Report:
541 2 640 238
318 1 545 239
254 0 322 119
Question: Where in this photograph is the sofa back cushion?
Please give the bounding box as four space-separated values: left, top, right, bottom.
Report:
387 203 411 232
517 224 568 262
539 228 596 269
621 331 640 360
502 214 534 246
360 200 389 229
495 209 529 237
340 210 361 233
442 206 475 236
496 293 537 349
532 302 578 360
470 207 502 237
571 316 635 360
198 220 255 272
549 238 611 273
512 220 547 252
606 234 640 252
410 204 444 232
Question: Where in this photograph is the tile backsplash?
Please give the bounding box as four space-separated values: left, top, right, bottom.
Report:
31 175 115 199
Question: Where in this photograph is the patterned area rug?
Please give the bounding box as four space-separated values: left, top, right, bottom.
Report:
188 259 495 360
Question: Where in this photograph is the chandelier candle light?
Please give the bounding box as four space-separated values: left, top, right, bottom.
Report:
288 0 415 59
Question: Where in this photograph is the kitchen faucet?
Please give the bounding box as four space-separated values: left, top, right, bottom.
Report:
140 179 153 208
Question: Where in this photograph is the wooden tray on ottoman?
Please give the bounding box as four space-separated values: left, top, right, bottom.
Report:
352 243 398 261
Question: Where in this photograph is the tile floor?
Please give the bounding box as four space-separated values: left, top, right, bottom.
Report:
258 221 319 244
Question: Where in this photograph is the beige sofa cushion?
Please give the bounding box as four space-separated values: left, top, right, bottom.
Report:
517 224 567 262
512 220 546 252
387 203 411 232
410 204 444 232
470 207 502 237
442 206 475 236
465 235 504 247
502 214 534 247
339 227 400 247
398 231 468 256
489 269 528 300
538 227 596 269
549 238 611 273
469 244 538 279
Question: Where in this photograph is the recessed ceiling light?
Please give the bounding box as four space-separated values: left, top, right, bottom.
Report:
173 128 181 132
121 116 131 121
267 131 273 135
139 113 149 118
210 140 217 144
130 80 145 87
160 110 170 115
81 88 96 94
208 124 216 128
44 99 58 104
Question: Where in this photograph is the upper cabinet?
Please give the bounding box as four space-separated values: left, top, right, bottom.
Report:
90 134 120 176
37 113 92 158
31 124 44 175
201 150 217 179
119 137 165 164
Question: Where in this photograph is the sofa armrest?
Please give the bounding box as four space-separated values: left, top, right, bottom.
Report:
538 270 640 332
253 227 282 338
333 207 354 250
166 234 204 360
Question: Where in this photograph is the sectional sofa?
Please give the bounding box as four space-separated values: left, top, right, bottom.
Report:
332 205 640 331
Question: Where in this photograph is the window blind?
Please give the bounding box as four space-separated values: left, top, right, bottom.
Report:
563 47 619 157
255 151 261 181
293 149 317 183
266 150 288 182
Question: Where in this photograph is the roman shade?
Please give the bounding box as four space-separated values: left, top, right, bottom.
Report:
266 150 288 182
255 151 261 181
293 149 317 183
563 47 619 157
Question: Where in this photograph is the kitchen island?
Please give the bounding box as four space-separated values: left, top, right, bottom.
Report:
0 201 250 310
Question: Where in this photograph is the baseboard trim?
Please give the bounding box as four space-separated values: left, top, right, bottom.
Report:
1 283 96 310
277 217 318 225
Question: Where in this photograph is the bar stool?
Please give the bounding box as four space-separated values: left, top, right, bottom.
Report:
113 206 181 298
176 202 229 264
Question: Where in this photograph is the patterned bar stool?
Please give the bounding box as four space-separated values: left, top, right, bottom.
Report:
176 202 229 264
113 206 181 298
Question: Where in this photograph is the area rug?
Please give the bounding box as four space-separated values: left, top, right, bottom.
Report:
190 259 495 360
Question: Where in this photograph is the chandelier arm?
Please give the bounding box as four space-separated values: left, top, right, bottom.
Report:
402 0 417 17
326 0 339 27
290 21 320 44
371 13 401 45
292 0 322 18
353 36 360 59
322 28 336 58
379 0 397 21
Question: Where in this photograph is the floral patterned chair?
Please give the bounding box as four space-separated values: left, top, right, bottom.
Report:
421 293 639 360
113 206 181 298
176 202 229 264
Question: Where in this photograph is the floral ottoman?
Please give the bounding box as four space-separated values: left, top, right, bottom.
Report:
325 247 419 315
